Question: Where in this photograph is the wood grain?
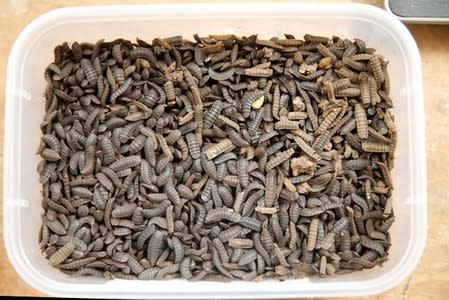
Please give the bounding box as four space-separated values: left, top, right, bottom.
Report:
0 0 448 298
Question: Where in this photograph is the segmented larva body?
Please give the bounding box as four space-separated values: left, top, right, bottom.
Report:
316 108 340 135
80 58 97 85
164 80 176 102
203 100 223 129
362 141 390 153
265 148 294 172
264 169 277 208
370 55 385 86
218 225 242 243
227 128 250 148
185 133 200 159
110 78 132 104
205 207 242 224
317 44 337 61
80 146 95 175
354 103 368 139
244 68 273 77
42 134 61 153
48 242 75 266
359 72 371 106
242 90 264 118
147 230 165 267
109 156 141 171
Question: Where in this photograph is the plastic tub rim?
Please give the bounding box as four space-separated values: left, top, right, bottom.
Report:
4 3 427 298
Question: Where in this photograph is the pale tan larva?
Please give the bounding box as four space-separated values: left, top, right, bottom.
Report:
315 107 341 135
156 134 174 162
331 78 351 91
360 72 371 106
216 114 240 132
244 68 273 77
287 111 308 120
265 148 295 172
304 33 329 44
362 141 390 153
335 87 361 97
178 111 194 126
274 120 300 130
370 55 385 86
164 80 176 102
369 75 381 105
229 238 254 249
354 103 369 139
317 43 337 61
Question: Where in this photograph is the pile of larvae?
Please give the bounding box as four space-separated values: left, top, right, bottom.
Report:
38 33 396 281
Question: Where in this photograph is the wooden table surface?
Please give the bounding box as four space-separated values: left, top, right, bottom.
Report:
0 0 448 298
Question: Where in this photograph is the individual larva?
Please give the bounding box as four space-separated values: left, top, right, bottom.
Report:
38 33 396 281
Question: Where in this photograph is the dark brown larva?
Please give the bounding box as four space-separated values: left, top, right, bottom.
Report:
185 133 200 159
39 34 395 281
109 156 141 171
80 58 97 85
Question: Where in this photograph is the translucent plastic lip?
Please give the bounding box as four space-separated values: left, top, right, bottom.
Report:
4 3 427 298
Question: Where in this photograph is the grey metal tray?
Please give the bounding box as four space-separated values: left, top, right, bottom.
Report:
385 0 449 23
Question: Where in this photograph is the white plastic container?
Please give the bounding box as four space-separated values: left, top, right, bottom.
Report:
4 3 427 298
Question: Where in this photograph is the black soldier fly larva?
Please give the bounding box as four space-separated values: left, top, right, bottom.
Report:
38 33 396 281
